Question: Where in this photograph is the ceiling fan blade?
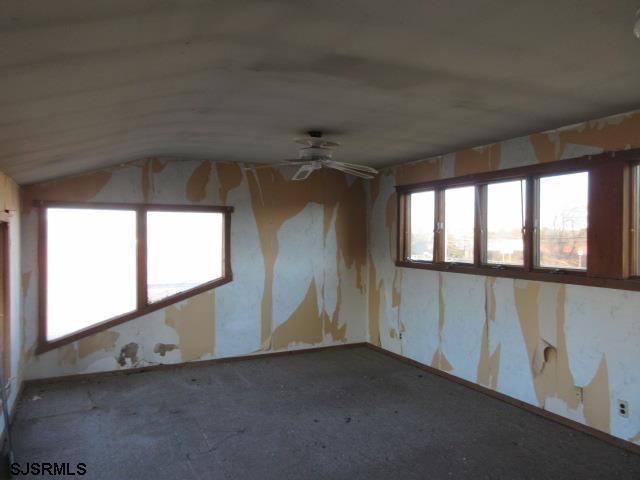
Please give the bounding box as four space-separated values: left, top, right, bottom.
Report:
291 164 315 181
253 161 309 169
324 160 378 174
295 139 340 148
318 140 340 148
324 162 375 179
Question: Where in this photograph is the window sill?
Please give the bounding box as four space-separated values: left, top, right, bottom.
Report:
396 260 640 292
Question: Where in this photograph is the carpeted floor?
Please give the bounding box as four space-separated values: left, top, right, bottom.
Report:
11 346 640 479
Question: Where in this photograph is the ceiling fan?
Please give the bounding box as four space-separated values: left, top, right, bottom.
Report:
253 131 379 181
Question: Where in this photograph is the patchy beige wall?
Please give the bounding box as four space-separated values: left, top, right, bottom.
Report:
0 171 22 441
368 110 640 445
22 160 368 379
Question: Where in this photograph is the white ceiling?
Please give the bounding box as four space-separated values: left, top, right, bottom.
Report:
2 0 640 184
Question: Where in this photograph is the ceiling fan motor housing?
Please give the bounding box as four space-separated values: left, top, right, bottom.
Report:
299 146 332 161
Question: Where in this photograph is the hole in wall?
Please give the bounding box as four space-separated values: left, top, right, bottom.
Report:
543 346 556 363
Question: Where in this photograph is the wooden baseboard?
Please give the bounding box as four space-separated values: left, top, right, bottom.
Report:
24 342 369 385
364 342 640 456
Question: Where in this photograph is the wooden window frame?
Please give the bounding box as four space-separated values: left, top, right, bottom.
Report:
0 222 9 382
396 148 640 292
442 183 477 265
404 189 437 263
531 170 588 275
477 177 528 271
36 201 234 354
631 162 640 279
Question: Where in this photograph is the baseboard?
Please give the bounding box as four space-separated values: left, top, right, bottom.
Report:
364 342 640 456
24 342 369 385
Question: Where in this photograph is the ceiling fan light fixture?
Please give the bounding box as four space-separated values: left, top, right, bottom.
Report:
254 129 378 181
299 146 332 161
635 8 640 39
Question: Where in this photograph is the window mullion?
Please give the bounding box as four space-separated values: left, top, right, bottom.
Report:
524 175 535 272
137 208 148 309
474 184 486 267
434 189 445 263
632 165 639 276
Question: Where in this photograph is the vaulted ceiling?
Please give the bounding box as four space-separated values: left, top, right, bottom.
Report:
2 0 640 183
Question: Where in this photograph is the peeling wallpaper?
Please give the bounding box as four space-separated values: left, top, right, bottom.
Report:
367 110 640 445
18 108 640 447
22 160 367 379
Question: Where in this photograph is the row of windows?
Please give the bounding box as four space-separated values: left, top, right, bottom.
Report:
398 155 640 284
407 172 589 270
39 203 231 350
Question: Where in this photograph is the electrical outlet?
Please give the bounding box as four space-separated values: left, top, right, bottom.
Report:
618 400 629 418
574 386 583 404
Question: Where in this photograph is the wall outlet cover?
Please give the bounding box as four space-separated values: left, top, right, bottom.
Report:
618 400 629 418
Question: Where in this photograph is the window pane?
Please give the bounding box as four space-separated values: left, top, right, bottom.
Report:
486 180 526 266
537 172 588 269
47 208 137 340
445 186 475 263
147 211 224 303
409 191 435 261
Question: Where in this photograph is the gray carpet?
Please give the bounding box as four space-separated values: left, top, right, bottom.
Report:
11 346 640 479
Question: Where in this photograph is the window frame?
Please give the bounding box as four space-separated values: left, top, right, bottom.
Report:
477 177 528 271
532 170 589 274
631 161 640 279
442 183 477 265
396 148 640 292
406 188 437 263
36 201 233 353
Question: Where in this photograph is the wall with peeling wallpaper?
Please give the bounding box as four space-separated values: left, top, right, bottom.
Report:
0 171 22 441
17 109 640 447
22 159 367 379
367 110 640 445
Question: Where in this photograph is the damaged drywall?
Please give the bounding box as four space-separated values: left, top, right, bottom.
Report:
78 331 120 359
165 291 216 363
368 109 640 445
477 278 501 390
117 343 140 367
18 107 640 448
154 343 178 356
22 158 368 380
